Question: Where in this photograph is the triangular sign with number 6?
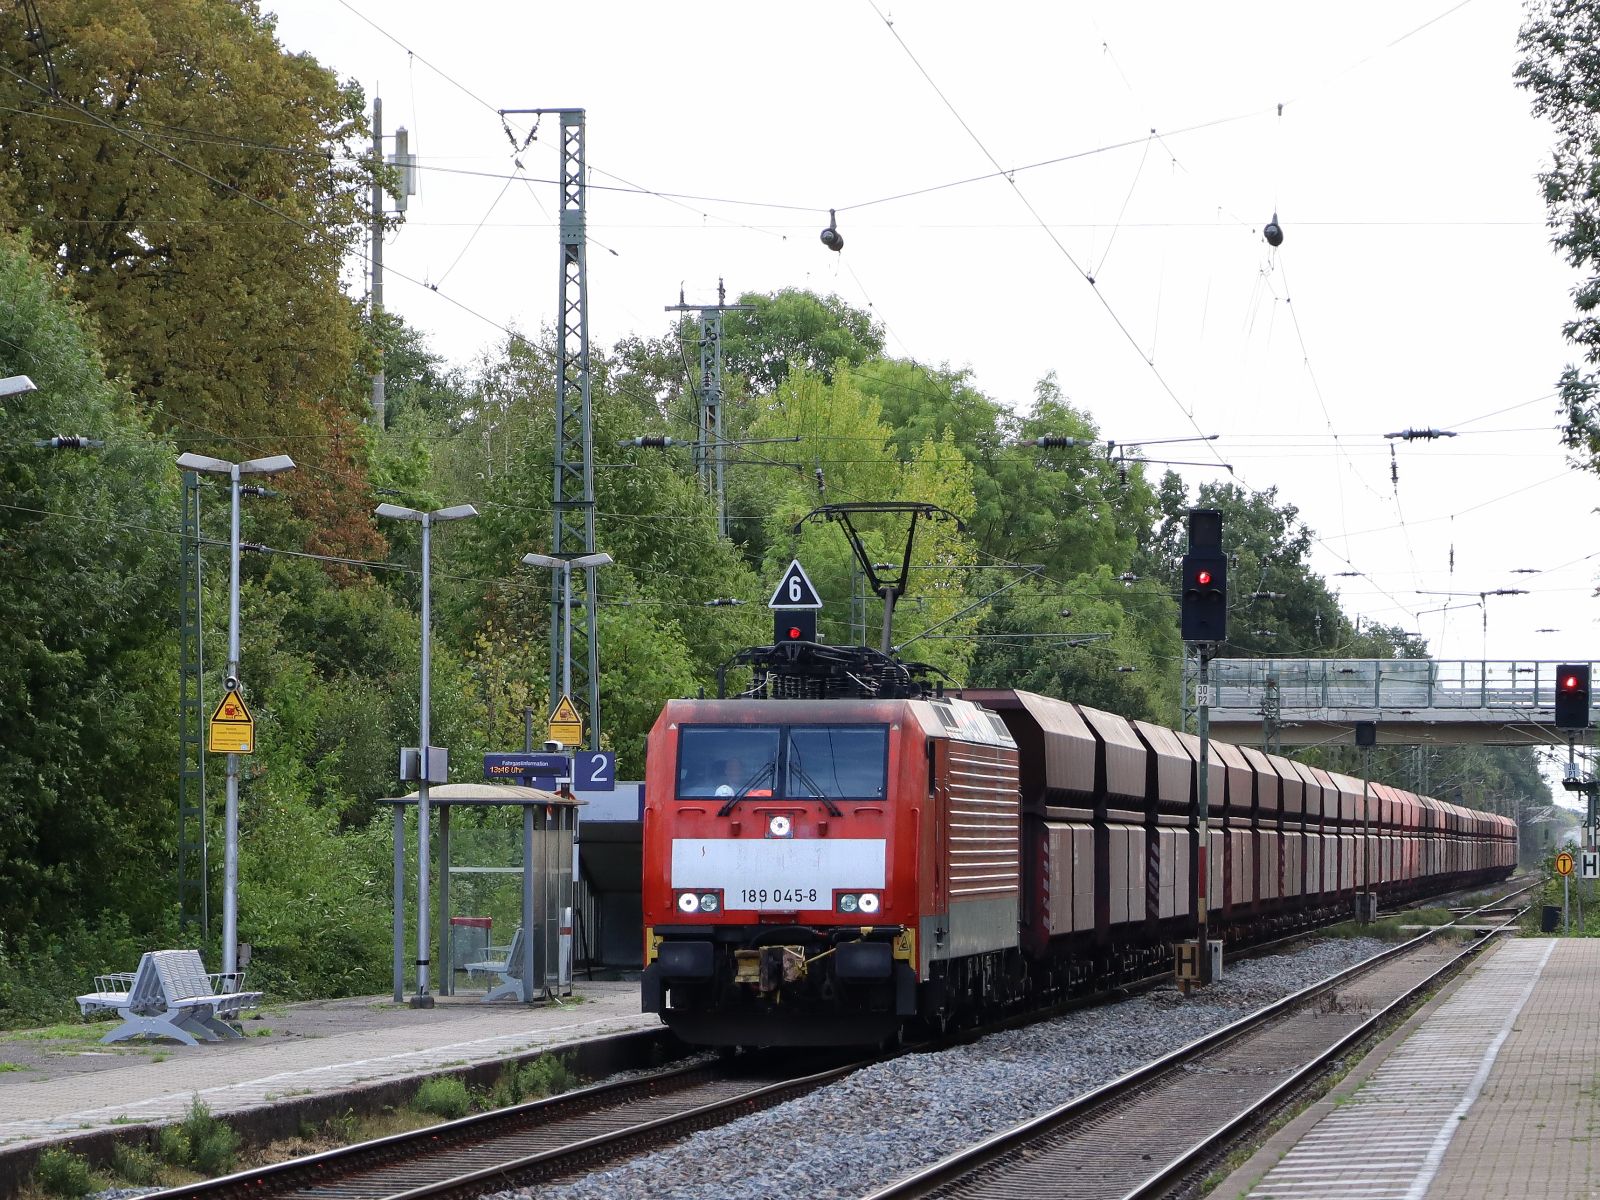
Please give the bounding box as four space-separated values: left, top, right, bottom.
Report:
768 559 823 609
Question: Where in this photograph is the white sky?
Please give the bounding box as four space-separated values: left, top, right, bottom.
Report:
264 0 1595 669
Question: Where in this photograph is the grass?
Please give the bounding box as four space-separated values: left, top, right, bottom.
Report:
1317 906 1454 943
0 1062 27 1072
0 1024 98 1043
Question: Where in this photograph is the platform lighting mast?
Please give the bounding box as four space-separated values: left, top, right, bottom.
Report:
500 108 600 746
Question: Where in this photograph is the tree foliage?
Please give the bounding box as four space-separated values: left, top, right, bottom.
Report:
0 233 178 930
723 289 885 392
1518 1 1600 468
0 0 382 557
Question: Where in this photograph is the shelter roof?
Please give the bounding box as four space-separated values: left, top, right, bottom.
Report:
380 782 583 807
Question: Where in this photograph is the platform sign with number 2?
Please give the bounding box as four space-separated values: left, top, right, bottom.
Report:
576 750 615 792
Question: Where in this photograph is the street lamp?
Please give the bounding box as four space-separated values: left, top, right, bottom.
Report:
522 552 613 725
376 501 479 1007
0 374 37 398
175 452 295 982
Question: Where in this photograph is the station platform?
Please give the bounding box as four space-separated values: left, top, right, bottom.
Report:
0 981 659 1161
1217 936 1596 1199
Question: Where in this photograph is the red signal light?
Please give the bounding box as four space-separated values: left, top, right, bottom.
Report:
788 626 802 640
1564 674 1581 691
1195 569 1213 586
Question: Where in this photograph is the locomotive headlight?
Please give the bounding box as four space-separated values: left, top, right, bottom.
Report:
698 892 719 913
858 892 881 915
768 814 793 838
677 891 701 913
839 893 860 913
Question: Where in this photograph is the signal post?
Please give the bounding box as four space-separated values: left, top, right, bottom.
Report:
1178 509 1226 991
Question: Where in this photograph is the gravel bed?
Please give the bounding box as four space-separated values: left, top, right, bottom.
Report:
498 938 1390 1200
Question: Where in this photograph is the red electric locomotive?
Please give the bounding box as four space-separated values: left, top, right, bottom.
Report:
640 694 1018 1046
641 680 1517 1047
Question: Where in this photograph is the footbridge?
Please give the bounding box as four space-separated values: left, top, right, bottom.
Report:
1200 659 1591 747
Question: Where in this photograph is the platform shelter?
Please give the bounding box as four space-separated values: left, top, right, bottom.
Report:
380 783 579 1005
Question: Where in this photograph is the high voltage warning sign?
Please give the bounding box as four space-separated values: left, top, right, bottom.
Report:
547 695 583 747
209 688 255 755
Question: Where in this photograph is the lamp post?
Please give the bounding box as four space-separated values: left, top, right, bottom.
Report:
377 502 479 1006
174 452 296 982
521 552 613 739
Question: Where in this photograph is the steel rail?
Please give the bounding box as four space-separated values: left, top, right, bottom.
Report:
865 883 1533 1200
145 1054 865 1200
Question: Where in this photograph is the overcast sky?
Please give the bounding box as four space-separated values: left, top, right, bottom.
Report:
264 0 1592 669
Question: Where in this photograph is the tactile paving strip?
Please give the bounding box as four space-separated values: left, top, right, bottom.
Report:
1245 938 1554 1200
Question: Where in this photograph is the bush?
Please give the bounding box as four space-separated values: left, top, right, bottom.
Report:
191 1123 240 1176
156 1124 190 1166
111 1142 160 1185
519 1053 574 1099
487 1053 577 1108
0 914 166 1032
178 1097 239 1176
154 1098 240 1176
412 1075 472 1120
33 1148 94 1198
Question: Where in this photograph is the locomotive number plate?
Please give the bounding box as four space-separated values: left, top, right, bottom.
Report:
737 886 819 906
671 838 886 911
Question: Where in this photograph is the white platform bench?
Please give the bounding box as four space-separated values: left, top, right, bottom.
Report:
463 927 526 1003
77 950 262 1045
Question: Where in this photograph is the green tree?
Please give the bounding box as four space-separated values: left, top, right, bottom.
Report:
0 234 179 931
722 289 885 393
0 0 382 557
1517 1 1600 469
1148 478 1358 658
745 366 984 681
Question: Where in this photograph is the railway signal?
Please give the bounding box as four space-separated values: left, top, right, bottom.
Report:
1180 518 1227 644
1180 508 1226 990
775 610 817 643
1556 664 1591 730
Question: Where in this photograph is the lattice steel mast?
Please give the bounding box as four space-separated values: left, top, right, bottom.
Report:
665 279 752 537
502 108 600 746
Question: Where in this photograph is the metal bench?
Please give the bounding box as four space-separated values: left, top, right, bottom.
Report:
463 926 526 1002
77 950 262 1045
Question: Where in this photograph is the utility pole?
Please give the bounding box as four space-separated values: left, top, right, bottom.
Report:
502 108 601 748
370 95 384 429
665 280 753 537
1261 675 1281 755
368 97 415 431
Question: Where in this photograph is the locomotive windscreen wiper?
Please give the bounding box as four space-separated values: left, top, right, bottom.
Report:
788 744 844 816
716 761 776 816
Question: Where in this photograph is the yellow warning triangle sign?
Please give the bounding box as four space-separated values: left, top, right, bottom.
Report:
549 695 581 726
211 688 253 724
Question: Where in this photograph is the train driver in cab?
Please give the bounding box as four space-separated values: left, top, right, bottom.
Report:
714 757 771 797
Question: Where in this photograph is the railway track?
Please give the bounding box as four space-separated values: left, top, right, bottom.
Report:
145 1052 870 1200
863 884 1535 1200
142 883 1531 1200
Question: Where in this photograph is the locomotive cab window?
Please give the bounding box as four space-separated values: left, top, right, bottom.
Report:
677 726 781 799
674 724 888 801
785 726 888 801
